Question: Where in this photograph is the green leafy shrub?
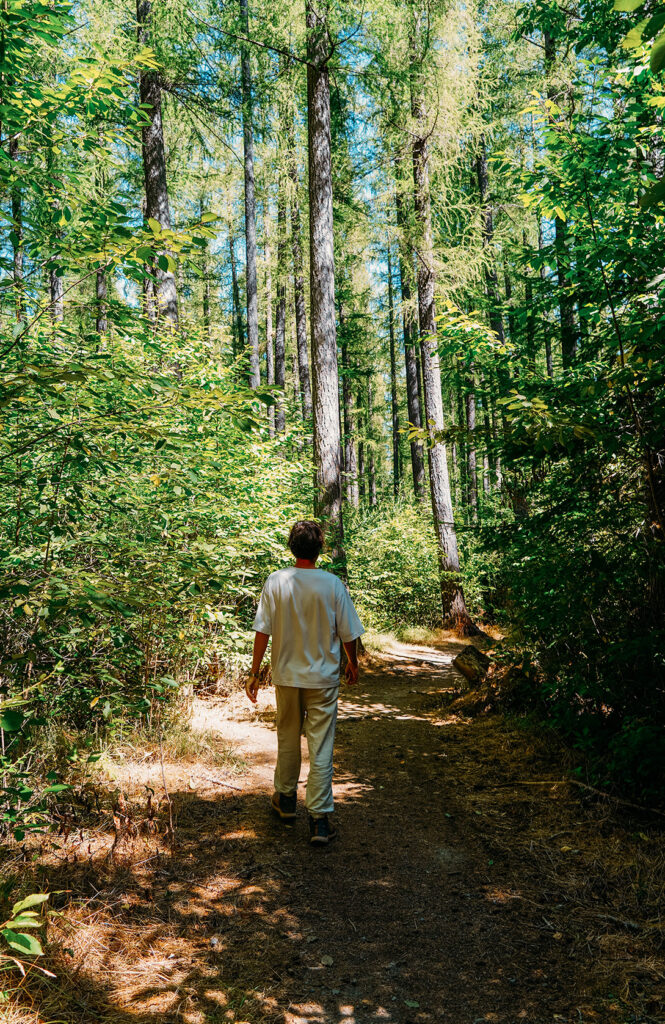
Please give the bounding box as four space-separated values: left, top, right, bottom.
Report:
345 502 442 632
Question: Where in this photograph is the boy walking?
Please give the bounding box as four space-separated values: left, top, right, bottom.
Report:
245 521 365 844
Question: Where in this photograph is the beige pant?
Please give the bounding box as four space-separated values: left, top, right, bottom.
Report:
274 684 339 819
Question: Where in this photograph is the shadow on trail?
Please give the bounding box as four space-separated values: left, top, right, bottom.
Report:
14 659 659 1024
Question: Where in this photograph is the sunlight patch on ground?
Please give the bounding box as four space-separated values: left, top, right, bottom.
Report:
338 698 404 719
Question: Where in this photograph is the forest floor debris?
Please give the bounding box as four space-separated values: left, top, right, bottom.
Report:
2 634 664 1024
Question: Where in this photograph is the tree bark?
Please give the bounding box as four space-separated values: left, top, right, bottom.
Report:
480 372 494 490
524 229 536 371
411 28 475 633
544 29 577 369
357 385 366 503
449 391 459 504
203 264 211 343
240 0 260 386
229 230 244 360
265 211 275 437
200 199 211 344
555 214 577 368
341 327 359 507
50 267 64 323
292 349 300 410
275 192 287 434
539 219 554 378
137 0 178 326
489 370 503 489
466 382 477 516
476 135 505 345
504 261 516 344
307 0 343 562
288 104 312 421
456 380 468 506
367 377 377 508
387 245 401 497
394 167 425 498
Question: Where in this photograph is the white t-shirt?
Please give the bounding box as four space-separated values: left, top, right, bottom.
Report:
252 567 365 689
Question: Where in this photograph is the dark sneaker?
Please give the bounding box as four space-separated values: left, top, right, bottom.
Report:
271 791 296 821
309 815 337 845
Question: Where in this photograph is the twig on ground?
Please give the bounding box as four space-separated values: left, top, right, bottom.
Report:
596 913 642 932
158 723 176 848
199 770 243 792
500 780 665 818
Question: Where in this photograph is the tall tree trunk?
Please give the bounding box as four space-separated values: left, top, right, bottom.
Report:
489 370 503 489
405 341 425 496
555 215 576 368
524 229 536 371
200 200 211 344
292 350 300 410
240 0 260 386
476 135 505 345
341 327 359 507
544 29 577 369
415 343 425 425
265 211 275 437
576 246 591 355
288 103 312 421
137 0 178 326
539 219 554 378
357 385 366 503
456 381 468 506
476 141 510 495
367 378 377 508
50 267 64 323
202 264 211 343
9 137 23 322
368 452 377 507
483 452 491 495
504 261 516 343
140 195 155 323
229 231 244 360
395 171 425 498
411 31 475 633
466 381 477 517
480 372 494 491
307 0 343 561
274 192 287 434
387 245 401 497
449 391 459 505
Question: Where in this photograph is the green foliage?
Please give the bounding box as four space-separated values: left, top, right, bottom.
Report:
0 887 50 967
345 503 442 632
0 0 315 838
0 0 664 829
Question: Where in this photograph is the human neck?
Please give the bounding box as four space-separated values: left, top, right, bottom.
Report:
295 558 318 569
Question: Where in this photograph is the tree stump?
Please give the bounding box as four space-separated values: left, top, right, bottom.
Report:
452 645 490 687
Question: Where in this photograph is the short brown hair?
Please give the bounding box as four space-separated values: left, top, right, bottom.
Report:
288 520 323 561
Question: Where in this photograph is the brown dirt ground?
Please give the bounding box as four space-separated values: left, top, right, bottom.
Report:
5 637 665 1024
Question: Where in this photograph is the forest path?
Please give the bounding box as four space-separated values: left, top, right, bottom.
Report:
32 641 663 1024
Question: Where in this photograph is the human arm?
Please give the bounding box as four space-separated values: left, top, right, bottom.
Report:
336 580 365 687
245 631 269 704
343 638 359 686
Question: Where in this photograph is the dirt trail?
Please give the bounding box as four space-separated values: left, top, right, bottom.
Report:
23 640 665 1024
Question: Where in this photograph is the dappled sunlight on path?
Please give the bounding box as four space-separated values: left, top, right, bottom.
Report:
11 639 665 1024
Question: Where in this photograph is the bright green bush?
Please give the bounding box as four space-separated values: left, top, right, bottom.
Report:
345 501 442 632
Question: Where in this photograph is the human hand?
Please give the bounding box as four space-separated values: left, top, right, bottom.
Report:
245 675 260 703
344 660 359 686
